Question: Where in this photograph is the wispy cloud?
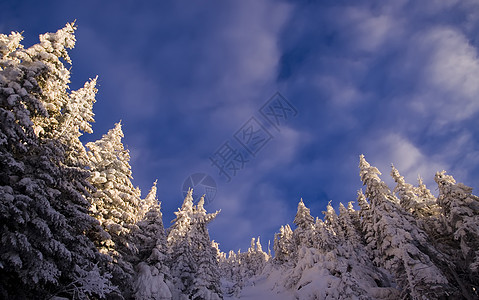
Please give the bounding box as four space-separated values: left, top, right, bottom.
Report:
2 0 478 252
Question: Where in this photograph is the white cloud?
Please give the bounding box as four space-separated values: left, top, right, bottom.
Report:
364 133 448 193
215 1 291 89
340 7 399 52
410 27 479 126
315 74 366 107
253 126 309 172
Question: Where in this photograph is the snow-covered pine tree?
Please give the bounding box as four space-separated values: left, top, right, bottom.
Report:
218 250 242 297
189 195 222 300
168 191 222 300
133 181 172 300
391 165 439 219
273 224 294 264
435 171 479 297
218 236 270 297
323 201 343 239
268 197 397 299
357 189 381 267
359 155 456 299
293 198 315 248
167 189 195 299
56 76 97 166
337 202 362 251
244 237 269 277
0 24 114 299
86 121 142 297
416 175 437 202
134 181 165 262
313 217 337 253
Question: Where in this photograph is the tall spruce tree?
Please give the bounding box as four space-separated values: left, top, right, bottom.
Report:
273 224 294 264
435 171 479 297
293 198 315 248
86 122 142 297
133 181 172 300
168 190 221 300
0 24 113 299
359 155 456 299
391 164 439 219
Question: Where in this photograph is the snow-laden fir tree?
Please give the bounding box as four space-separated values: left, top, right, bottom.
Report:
218 250 243 297
359 155 456 299
323 201 343 239
293 198 315 248
218 236 270 298
242 237 270 279
133 181 172 300
134 181 166 262
435 171 479 297
56 77 97 166
168 190 222 300
391 165 439 219
273 224 294 264
0 24 113 299
337 202 362 253
188 195 222 300
86 121 142 297
268 198 397 299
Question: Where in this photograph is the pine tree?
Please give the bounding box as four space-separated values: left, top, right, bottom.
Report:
243 237 269 277
391 164 439 219
336 201 397 299
218 250 242 297
270 196 396 299
337 202 362 250
359 155 455 299
435 171 479 297
134 181 166 262
273 224 294 264
133 181 172 300
293 198 315 248
56 77 97 166
86 121 141 297
189 196 222 300
168 191 222 299
0 24 113 299
323 201 343 239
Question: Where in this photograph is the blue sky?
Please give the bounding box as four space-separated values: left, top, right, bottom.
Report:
2 0 479 252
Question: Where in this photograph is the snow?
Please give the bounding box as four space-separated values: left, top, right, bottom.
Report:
223 271 293 300
135 263 172 300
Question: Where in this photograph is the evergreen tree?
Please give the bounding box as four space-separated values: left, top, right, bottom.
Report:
338 202 362 250
86 122 142 297
435 171 479 297
270 197 396 300
133 181 172 300
391 164 439 219
323 201 343 239
56 77 97 166
218 250 242 297
293 198 315 248
134 181 166 262
188 196 222 300
273 224 294 264
243 237 269 277
168 190 222 299
359 155 455 299
0 24 113 299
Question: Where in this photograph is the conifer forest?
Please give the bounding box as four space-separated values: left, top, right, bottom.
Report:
1 24 478 300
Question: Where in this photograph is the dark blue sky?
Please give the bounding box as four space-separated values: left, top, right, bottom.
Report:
2 0 479 252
